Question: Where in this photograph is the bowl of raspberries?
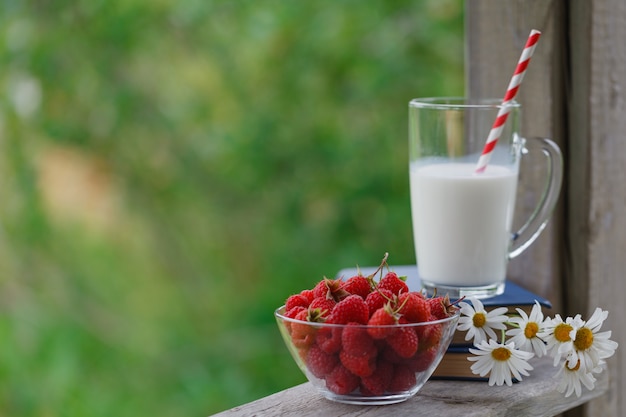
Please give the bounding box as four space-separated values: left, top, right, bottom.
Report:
275 255 460 405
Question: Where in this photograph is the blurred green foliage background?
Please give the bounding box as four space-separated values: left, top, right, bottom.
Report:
0 1 463 415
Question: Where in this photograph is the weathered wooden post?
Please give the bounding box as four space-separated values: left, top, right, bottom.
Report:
467 1 626 416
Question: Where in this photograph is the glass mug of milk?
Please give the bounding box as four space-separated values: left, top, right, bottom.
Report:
408 97 563 299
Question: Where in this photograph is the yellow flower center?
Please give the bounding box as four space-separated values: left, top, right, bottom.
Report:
566 359 581 372
491 347 512 362
554 323 573 343
524 322 539 339
473 312 487 328
573 327 594 351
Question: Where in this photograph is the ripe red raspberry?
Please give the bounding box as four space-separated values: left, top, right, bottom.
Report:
381 343 406 364
427 294 459 320
309 297 336 319
300 289 315 304
367 304 399 339
339 349 376 377
407 345 438 372
290 309 320 350
312 279 331 298
388 365 417 392
416 320 443 352
378 272 409 295
365 288 393 317
330 294 369 324
341 322 376 357
341 275 372 299
284 305 306 320
306 344 338 379
325 364 360 395
386 325 418 358
398 292 431 323
360 359 393 395
316 326 342 354
285 293 310 311
313 278 348 301
282 305 306 333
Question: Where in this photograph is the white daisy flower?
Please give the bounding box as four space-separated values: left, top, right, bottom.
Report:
566 308 619 372
468 339 534 386
539 313 585 366
506 301 547 357
457 297 509 345
554 355 603 398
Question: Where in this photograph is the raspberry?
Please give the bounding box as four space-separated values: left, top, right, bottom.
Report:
381 344 404 364
398 292 431 323
386 325 418 358
367 304 399 339
360 359 393 395
316 326 342 354
283 305 306 333
284 305 306 319
312 279 331 299
341 322 376 357
378 272 409 295
416 319 443 351
309 297 336 319
407 345 438 372
358 384 377 397
427 294 459 320
427 297 446 320
285 294 310 311
365 288 393 317
341 275 372 299
388 365 417 392
313 278 348 301
306 344 338 379
339 349 376 377
330 294 369 324
290 309 319 350
325 364 360 395
300 289 315 304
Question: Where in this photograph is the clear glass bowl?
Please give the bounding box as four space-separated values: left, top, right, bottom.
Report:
275 306 460 405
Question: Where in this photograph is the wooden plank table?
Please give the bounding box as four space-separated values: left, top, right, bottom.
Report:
211 355 608 416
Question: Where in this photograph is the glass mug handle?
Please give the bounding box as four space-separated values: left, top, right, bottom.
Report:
509 137 563 259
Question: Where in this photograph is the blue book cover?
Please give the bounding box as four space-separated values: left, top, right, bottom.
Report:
336 264 552 310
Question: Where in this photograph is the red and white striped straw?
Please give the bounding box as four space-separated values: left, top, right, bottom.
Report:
475 29 542 173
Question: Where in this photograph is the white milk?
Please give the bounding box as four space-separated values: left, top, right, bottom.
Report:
410 162 518 286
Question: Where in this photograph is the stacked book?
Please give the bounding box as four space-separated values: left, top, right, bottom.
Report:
336 264 552 381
